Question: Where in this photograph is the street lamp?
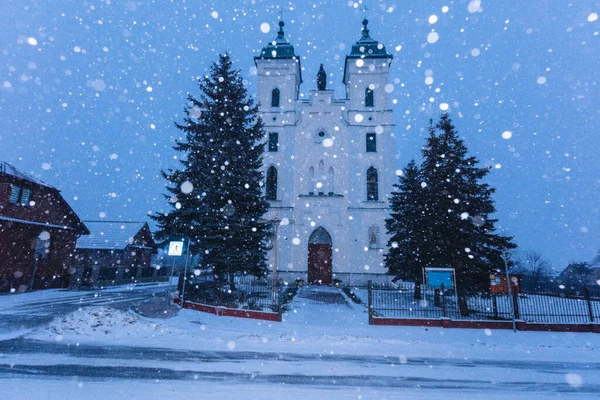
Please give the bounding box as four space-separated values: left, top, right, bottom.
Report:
259 214 294 310
180 239 191 305
501 251 517 332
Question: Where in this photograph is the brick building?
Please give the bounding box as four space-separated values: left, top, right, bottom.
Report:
0 162 89 292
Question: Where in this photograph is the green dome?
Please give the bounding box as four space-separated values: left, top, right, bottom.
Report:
348 19 391 58
255 21 297 60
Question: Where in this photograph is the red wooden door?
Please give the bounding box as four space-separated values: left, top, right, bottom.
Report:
308 243 332 285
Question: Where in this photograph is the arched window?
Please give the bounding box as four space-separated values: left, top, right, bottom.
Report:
317 160 325 195
308 167 315 195
328 167 334 194
365 87 374 107
271 88 280 107
367 167 378 201
368 225 379 248
266 166 277 200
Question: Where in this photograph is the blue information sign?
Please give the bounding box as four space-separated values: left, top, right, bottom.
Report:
424 268 455 289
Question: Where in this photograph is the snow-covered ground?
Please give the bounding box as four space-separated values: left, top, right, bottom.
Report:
1 286 599 399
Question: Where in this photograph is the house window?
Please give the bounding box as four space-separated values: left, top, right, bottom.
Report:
20 188 31 205
9 184 32 205
366 133 376 152
266 166 277 200
271 88 280 107
268 132 279 152
367 167 378 201
368 225 379 249
365 87 374 107
9 185 21 204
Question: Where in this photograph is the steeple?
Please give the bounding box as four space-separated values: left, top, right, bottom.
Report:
347 18 391 58
360 18 372 41
255 20 298 60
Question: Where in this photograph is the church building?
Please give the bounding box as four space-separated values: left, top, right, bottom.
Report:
255 19 396 286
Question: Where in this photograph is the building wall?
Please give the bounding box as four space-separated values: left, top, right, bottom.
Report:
0 177 82 292
257 54 396 286
0 178 82 228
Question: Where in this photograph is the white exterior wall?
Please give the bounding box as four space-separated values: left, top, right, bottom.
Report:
257 54 396 287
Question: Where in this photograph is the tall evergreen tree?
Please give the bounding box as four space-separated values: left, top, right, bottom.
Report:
384 159 427 298
385 114 516 313
153 54 270 287
421 114 516 312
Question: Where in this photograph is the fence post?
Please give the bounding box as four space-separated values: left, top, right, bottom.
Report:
584 286 594 323
368 280 373 322
512 292 520 320
441 283 447 318
492 294 498 320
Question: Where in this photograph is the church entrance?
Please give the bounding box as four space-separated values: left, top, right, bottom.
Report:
307 227 332 285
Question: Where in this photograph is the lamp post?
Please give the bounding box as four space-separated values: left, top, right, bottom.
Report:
180 239 191 305
271 218 280 309
501 251 517 332
259 214 295 311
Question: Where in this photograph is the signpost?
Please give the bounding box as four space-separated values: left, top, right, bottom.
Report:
424 267 457 312
167 240 184 305
168 241 184 256
181 240 191 304
423 267 456 289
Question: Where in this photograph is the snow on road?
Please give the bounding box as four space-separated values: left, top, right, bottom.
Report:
1 286 599 399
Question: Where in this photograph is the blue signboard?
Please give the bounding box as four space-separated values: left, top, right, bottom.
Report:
425 268 455 289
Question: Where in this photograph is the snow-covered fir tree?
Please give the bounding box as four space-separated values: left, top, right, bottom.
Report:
153 53 271 286
386 114 516 312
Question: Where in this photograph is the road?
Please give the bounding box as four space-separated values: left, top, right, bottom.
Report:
0 337 598 398
1 285 599 399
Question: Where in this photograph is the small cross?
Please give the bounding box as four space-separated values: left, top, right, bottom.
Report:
278 9 285 21
362 5 369 19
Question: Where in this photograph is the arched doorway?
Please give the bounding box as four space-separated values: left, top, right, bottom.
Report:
308 227 332 285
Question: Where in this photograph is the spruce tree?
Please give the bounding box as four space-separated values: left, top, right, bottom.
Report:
153 53 270 288
385 114 516 314
384 159 427 299
420 114 516 313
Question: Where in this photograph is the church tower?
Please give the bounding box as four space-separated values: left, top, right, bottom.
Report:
255 19 396 286
254 21 301 206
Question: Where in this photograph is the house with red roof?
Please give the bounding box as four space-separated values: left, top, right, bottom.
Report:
0 162 89 292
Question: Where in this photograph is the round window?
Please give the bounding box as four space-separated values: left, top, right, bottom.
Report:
313 130 328 143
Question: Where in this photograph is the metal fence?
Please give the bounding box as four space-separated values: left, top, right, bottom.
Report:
178 274 291 313
369 281 600 323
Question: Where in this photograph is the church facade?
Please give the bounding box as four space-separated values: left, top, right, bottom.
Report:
255 20 396 286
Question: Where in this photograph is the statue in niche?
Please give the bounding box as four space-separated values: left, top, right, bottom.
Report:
317 64 327 91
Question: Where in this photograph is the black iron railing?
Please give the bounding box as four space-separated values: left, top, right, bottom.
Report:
178 274 293 313
368 281 600 323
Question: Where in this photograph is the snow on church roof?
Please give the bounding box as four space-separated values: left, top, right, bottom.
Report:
76 221 150 250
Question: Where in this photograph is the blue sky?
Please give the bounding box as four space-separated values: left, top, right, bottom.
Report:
1 0 598 270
